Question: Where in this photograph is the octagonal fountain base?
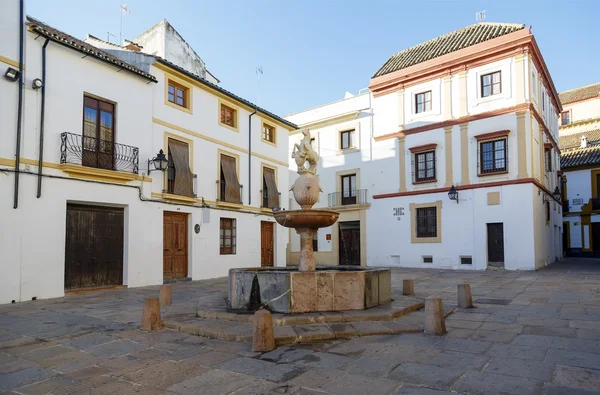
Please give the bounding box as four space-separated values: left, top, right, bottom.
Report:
227 266 392 314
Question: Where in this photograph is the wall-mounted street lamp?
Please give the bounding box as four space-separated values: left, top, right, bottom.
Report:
4 67 21 82
552 186 561 202
448 185 459 204
32 78 43 90
148 149 169 173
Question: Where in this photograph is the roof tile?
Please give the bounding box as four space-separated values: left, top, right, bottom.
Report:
559 82 600 105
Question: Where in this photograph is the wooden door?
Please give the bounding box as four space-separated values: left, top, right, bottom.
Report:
339 221 360 266
163 212 188 280
592 223 600 257
487 223 504 268
65 204 123 290
261 221 274 267
563 221 569 256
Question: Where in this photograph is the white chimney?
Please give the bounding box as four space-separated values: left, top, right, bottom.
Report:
581 135 588 148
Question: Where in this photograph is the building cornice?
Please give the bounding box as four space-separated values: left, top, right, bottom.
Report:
290 111 362 133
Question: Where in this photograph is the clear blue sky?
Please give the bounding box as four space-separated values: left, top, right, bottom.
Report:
28 0 599 117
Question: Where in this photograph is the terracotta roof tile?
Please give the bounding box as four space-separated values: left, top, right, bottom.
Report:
27 16 157 82
373 22 525 78
559 129 600 150
561 145 600 169
559 82 600 105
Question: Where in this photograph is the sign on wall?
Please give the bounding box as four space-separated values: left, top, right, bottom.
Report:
393 207 405 220
573 198 584 205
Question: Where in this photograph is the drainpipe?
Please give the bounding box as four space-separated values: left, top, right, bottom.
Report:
13 0 25 208
248 107 257 204
36 39 50 198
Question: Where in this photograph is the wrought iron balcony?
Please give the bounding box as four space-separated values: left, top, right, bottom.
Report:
60 132 139 174
216 180 243 204
328 189 368 207
563 200 569 213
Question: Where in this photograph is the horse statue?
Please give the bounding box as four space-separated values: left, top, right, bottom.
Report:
291 129 319 174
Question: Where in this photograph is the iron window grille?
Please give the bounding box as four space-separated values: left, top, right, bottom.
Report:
478 138 507 174
481 71 501 97
460 256 473 265
422 256 433 264
416 207 437 238
328 189 368 207
220 218 237 255
415 91 432 113
414 150 436 182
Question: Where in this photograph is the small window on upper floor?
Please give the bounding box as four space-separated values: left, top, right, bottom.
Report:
561 111 570 126
479 138 507 175
262 123 276 145
545 148 552 172
414 150 436 183
168 81 187 107
340 129 354 150
481 71 501 98
415 91 432 114
219 102 238 131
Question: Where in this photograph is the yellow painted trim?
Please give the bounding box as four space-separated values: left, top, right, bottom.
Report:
517 111 528 178
153 61 295 131
0 158 15 166
514 54 526 104
216 200 244 209
164 74 193 114
458 72 468 117
487 192 500 205
562 165 600 172
592 170 600 199
444 126 453 187
164 131 194 194
261 162 279 208
539 125 545 187
397 89 405 129
331 203 371 212
153 117 288 167
410 201 442 243
152 192 197 203
0 55 23 70
261 120 277 147
292 111 361 132
398 136 406 192
217 149 241 202
218 98 240 132
59 164 136 184
460 123 469 184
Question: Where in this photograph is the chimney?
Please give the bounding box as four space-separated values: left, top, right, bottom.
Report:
124 40 143 52
581 135 588 148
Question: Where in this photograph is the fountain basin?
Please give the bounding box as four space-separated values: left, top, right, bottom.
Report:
273 209 339 229
228 266 392 314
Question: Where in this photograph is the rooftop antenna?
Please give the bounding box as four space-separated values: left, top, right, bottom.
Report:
120 4 131 45
476 10 486 23
107 31 116 43
256 66 263 106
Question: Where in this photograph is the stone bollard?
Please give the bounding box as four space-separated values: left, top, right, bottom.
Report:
160 285 172 306
141 297 162 331
457 283 473 308
424 297 446 335
252 309 275 352
403 279 415 296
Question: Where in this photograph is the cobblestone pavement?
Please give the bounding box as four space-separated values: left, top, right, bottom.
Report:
1 258 600 394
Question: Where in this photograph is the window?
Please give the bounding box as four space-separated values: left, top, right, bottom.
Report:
312 231 318 252
262 166 279 209
415 150 436 182
422 256 433 264
219 154 241 204
166 138 194 197
545 201 550 224
545 149 552 172
82 96 115 171
262 123 276 144
168 81 187 108
220 218 236 254
341 130 354 150
481 71 501 97
415 91 432 114
460 256 473 265
561 111 571 126
542 91 545 111
416 207 437 238
220 103 237 129
341 174 357 205
480 139 507 174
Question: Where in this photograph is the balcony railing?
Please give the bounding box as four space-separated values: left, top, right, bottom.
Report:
216 180 243 204
563 200 569 213
592 198 600 211
328 189 368 207
60 132 139 174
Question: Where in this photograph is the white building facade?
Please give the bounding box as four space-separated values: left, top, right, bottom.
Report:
0 5 294 304
559 83 600 256
287 22 563 270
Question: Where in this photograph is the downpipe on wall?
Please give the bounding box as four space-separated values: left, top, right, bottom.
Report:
13 0 25 209
36 39 50 198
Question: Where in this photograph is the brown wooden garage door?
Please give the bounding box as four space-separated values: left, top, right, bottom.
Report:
65 204 124 290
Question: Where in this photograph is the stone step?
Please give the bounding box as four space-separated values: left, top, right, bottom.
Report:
165 314 424 346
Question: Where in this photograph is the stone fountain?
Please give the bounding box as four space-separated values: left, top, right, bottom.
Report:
228 129 391 313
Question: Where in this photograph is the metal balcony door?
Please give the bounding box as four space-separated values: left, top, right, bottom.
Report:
82 96 114 170
341 174 357 205
64 204 124 290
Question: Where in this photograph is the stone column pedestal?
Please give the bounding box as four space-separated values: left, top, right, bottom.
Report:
252 309 275 352
424 297 446 335
457 283 473 308
160 285 172 306
296 228 317 272
403 279 415 296
141 297 162 331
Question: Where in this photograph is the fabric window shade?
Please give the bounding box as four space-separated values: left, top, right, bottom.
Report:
263 167 279 208
221 155 240 203
168 139 194 197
